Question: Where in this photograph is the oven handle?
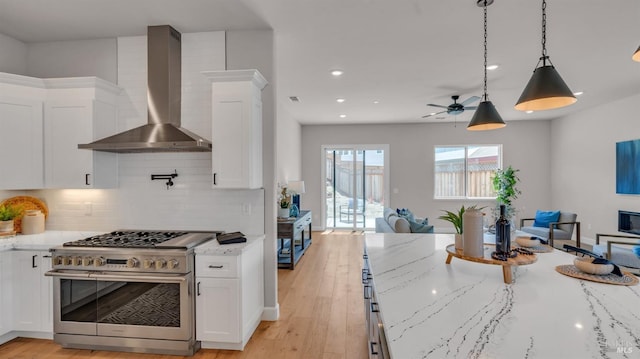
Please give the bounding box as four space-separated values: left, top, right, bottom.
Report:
90 273 188 283
45 270 91 278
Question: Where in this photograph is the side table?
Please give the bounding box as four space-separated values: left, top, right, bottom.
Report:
277 210 312 269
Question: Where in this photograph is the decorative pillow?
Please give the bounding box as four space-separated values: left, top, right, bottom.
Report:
533 210 561 228
389 216 411 233
384 208 397 222
396 208 415 222
409 218 433 233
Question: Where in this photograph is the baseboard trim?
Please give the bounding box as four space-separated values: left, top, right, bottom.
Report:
262 303 279 321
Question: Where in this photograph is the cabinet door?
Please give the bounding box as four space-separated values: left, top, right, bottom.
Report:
44 99 117 188
12 251 43 332
196 277 240 343
0 97 44 189
0 251 12 336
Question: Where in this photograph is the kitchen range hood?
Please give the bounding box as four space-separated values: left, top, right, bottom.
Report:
79 25 212 153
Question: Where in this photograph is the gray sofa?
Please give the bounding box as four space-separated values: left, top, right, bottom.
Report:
375 208 434 233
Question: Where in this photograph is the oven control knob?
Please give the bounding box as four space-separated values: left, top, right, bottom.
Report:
167 259 179 270
155 259 167 269
143 259 155 269
127 257 140 268
94 257 106 267
72 256 83 266
63 256 73 266
82 257 93 266
53 256 63 266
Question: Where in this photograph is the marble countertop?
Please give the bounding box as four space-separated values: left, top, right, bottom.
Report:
365 233 640 359
194 234 264 256
0 231 102 251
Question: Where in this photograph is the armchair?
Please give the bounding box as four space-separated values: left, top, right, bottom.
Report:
520 211 581 248
592 234 640 270
339 198 364 223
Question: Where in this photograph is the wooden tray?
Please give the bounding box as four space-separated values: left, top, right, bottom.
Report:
555 265 638 286
0 196 49 233
445 244 537 283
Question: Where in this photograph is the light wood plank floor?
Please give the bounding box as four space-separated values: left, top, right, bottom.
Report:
0 231 368 359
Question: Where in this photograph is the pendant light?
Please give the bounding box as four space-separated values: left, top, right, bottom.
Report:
515 0 576 111
468 0 506 131
633 45 640 62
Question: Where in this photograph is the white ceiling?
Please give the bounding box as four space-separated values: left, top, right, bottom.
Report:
1 0 638 126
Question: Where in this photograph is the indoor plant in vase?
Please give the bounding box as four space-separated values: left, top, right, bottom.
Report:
0 204 23 234
278 186 291 219
491 165 521 231
439 205 482 250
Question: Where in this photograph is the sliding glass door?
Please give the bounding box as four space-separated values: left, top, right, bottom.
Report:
323 145 388 230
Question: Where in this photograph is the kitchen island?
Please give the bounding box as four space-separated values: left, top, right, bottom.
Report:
364 233 639 359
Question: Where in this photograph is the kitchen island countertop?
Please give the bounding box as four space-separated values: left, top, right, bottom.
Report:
365 233 640 359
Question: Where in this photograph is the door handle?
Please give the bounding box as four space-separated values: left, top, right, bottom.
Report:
213 173 217 185
32 254 38 268
197 281 201 296
85 173 90 186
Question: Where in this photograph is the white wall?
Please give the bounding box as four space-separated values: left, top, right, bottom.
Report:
276 107 302 185
301 120 552 231
0 33 27 75
550 93 640 241
26 39 117 83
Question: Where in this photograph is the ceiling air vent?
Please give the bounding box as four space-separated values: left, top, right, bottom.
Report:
289 96 300 102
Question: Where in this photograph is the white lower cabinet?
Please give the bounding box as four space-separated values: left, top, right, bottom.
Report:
0 251 12 337
11 250 53 333
196 238 264 350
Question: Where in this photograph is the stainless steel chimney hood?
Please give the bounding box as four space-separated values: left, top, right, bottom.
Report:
79 25 212 153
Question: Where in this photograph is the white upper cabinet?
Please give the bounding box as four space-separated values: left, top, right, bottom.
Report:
204 70 267 189
43 77 120 188
0 74 45 189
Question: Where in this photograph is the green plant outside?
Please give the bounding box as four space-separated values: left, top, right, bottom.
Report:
438 205 483 234
0 204 23 221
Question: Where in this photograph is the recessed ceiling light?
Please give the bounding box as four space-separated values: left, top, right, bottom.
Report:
339 114 347 118
429 112 437 116
526 110 534 114
331 69 344 77
573 91 584 96
373 100 380 104
486 64 499 70
336 98 345 103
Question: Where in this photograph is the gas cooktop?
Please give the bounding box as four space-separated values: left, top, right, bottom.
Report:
63 230 221 249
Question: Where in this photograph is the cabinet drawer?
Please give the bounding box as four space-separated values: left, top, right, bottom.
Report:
196 255 239 278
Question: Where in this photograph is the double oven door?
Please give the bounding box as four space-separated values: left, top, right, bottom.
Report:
46 269 193 341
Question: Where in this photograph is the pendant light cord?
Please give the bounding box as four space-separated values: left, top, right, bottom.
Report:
483 1 488 102
541 0 547 62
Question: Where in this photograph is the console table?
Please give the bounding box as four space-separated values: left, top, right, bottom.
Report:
277 210 312 269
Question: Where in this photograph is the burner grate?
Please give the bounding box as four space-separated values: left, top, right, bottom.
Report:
63 231 188 248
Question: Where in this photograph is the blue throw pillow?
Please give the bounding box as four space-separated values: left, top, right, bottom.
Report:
533 210 561 228
633 246 640 258
409 218 433 233
397 208 415 222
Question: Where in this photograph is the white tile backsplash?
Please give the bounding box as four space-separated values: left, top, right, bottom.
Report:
0 30 264 236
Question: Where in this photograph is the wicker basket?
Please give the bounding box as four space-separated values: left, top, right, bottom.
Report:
0 196 49 233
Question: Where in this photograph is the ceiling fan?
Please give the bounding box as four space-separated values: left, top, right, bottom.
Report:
422 95 480 118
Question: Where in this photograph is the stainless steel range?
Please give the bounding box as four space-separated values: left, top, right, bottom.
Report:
46 230 219 356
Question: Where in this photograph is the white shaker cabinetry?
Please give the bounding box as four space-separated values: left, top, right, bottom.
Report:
11 250 53 333
44 78 120 188
203 70 267 189
195 238 264 350
0 74 45 189
0 251 11 337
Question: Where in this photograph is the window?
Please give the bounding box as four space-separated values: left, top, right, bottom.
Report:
434 145 501 199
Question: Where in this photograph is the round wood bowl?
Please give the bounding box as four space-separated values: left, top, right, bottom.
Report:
515 236 540 248
573 257 614 275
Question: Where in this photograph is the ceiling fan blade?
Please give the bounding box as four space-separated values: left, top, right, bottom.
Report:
426 104 448 109
460 96 481 106
422 110 447 118
463 106 478 110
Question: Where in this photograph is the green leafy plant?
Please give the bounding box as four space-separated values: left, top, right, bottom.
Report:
0 204 23 221
492 165 521 207
438 205 483 234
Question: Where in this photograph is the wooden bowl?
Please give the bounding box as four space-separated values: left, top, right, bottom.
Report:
573 257 614 275
515 236 540 248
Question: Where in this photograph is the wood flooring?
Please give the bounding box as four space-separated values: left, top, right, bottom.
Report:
0 231 368 359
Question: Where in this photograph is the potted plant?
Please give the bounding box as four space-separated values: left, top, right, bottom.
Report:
278 186 291 218
0 204 23 233
492 165 521 217
439 205 482 249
